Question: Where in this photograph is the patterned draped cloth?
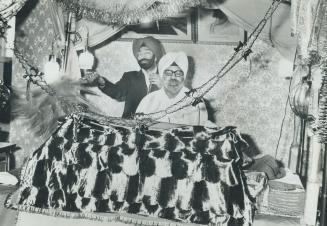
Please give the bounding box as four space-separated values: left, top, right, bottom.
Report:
17 112 253 226
0 0 27 20
291 0 327 59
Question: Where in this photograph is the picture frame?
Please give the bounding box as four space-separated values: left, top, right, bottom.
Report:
119 9 196 43
196 8 243 45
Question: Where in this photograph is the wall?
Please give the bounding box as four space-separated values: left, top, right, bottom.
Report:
91 40 294 162
9 0 294 168
10 0 56 167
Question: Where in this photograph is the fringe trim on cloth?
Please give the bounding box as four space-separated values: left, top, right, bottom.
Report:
15 204 230 226
5 188 243 226
14 112 253 226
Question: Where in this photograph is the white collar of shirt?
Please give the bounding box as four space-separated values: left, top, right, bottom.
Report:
158 86 189 103
156 86 191 124
141 67 157 90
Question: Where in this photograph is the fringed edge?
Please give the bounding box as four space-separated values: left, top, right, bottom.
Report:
4 192 17 210
16 205 204 226
256 209 303 219
17 205 117 222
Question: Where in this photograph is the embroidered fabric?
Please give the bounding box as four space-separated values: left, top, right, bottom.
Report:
16 112 254 226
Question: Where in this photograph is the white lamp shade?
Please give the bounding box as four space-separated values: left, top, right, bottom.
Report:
43 57 61 84
79 51 94 70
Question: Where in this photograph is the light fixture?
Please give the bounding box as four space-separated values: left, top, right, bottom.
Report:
43 41 61 84
78 27 94 74
78 50 94 71
43 54 60 84
277 57 293 79
139 17 155 28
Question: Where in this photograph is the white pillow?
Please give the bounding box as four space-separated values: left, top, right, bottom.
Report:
0 172 18 185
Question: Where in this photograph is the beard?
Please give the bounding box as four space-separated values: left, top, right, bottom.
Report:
138 56 155 70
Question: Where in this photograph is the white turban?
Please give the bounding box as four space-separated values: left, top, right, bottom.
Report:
158 51 188 77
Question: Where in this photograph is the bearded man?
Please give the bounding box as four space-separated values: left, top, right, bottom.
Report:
83 36 165 119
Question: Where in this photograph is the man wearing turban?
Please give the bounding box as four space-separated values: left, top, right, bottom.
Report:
136 51 211 126
83 36 165 119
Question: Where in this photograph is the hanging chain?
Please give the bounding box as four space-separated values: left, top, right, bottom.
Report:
3 0 282 126
13 43 87 113
13 44 57 96
134 0 283 125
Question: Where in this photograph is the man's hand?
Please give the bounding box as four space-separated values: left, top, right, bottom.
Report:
149 72 162 89
79 71 105 87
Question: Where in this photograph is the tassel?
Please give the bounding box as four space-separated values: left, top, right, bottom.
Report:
26 79 31 101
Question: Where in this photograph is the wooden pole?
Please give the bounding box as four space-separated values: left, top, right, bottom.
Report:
297 119 306 175
62 12 73 73
299 119 307 177
304 135 321 226
289 115 301 172
304 67 322 226
320 144 327 226
48 0 65 43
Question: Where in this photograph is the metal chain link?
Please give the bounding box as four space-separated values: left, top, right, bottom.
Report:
135 0 282 125
3 0 282 126
13 44 57 96
13 43 87 114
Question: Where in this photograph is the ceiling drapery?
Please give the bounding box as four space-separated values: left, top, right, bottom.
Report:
0 0 27 20
291 0 327 60
75 19 125 48
56 0 203 25
218 0 296 61
3 0 326 60
48 0 127 49
54 0 299 61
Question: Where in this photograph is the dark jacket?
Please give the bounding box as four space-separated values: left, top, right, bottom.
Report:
98 70 151 119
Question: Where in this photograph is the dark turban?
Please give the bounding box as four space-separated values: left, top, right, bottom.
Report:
132 36 165 62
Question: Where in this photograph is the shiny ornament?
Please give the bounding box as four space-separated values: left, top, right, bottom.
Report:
289 66 312 119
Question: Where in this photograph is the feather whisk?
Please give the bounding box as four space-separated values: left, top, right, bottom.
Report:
10 78 102 140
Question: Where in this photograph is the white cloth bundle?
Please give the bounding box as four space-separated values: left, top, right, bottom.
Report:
0 172 18 185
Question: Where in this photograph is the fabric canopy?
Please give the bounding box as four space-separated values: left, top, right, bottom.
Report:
218 0 297 61
77 0 157 12
75 19 125 49
71 0 297 60
0 0 27 20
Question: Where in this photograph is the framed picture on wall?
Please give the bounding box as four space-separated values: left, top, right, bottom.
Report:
119 10 196 43
196 8 243 45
